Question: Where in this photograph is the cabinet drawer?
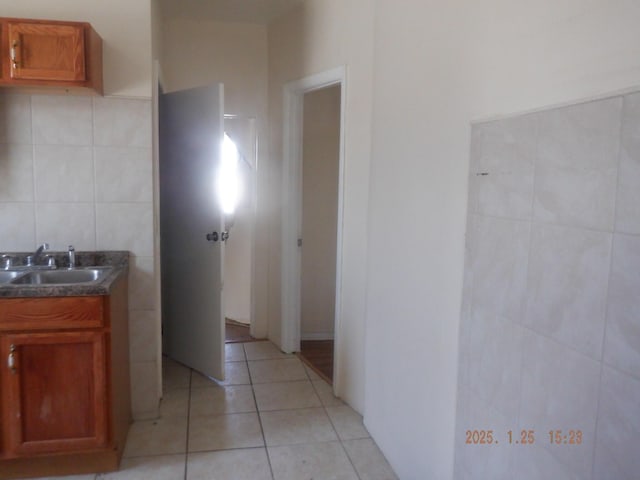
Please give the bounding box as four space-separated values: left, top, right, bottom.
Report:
0 297 104 331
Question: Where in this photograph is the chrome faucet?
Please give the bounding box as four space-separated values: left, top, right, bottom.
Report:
27 243 50 266
68 245 76 269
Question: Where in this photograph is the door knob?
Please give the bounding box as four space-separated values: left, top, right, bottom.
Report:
206 231 219 242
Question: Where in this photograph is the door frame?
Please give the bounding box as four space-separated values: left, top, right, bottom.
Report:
281 66 346 393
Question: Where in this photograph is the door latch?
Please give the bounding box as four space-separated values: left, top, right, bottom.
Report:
206 231 219 242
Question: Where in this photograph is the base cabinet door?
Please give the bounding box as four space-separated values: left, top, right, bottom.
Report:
0 331 108 458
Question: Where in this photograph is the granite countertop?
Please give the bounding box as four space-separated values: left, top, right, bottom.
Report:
0 251 129 298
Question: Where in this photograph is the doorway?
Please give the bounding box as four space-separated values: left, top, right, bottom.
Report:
222 116 258 343
281 67 346 393
298 85 341 382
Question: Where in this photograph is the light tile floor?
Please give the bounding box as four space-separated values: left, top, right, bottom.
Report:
31 341 397 480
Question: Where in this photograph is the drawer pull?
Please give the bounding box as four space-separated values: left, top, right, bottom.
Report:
8 344 17 374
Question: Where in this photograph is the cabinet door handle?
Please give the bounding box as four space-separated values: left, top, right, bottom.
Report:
7 344 17 374
10 41 18 69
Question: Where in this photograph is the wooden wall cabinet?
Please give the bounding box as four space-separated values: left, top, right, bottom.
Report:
0 17 103 95
0 278 130 479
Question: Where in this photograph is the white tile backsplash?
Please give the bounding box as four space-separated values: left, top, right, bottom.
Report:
93 97 152 147
94 146 153 202
34 145 94 202
32 95 93 146
0 94 32 144
457 92 640 479
35 202 97 251
0 202 35 250
129 310 158 363
96 202 154 256
0 144 33 202
0 94 157 422
128 255 156 310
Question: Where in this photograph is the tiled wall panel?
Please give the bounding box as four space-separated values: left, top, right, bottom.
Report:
456 92 640 479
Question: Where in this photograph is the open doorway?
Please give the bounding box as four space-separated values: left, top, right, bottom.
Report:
222 115 258 344
281 66 346 393
297 85 341 382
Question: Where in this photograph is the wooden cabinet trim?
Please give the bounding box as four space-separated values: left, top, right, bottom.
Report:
0 296 104 331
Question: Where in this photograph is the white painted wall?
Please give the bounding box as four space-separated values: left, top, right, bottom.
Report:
301 86 340 339
267 0 375 411
366 1 640 478
160 17 269 337
0 0 152 97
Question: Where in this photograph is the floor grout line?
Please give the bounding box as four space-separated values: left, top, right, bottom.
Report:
183 369 193 480
244 344 276 480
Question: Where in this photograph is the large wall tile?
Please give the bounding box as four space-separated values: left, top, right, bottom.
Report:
32 95 93 146
523 223 611 359
465 309 523 419
603 234 640 379
0 203 35 250
129 256 156 310
93 97 152 147
0 94 31 144
534 97 621 231
616 92 640 234
0 144 33 202
35 203 96 251
509 444 585 480
593 366 640 480
96 202 154 256
456 388 513 480
130 361 160 419
468 215 530 322
470 114 537 220
95 146 153 202
34 146 94 202
519 331 600 479
129 310 158 363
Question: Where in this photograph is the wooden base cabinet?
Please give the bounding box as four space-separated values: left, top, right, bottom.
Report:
0 278 130 479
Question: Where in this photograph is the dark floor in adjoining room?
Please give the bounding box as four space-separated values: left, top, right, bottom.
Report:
298 340 334 383
225 319 256 343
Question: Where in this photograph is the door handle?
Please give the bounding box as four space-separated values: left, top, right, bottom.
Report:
206 231 219 242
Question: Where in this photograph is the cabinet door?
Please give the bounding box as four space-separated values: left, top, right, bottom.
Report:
7 21 86 81
1 332 107 457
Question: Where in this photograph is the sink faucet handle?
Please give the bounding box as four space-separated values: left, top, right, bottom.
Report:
68 245 76 268
1 254 13 269
45 255 57 268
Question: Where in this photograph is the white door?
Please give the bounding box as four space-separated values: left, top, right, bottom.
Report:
159 84 225 380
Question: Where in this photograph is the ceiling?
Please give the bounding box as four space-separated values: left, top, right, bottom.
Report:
158 0 306 24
